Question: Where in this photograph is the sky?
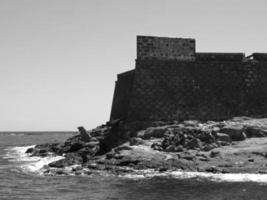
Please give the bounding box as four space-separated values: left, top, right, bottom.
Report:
1 0 267 131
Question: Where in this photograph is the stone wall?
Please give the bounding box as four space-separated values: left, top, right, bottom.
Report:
110 70 135 121
109 36 267 122
137 36 195 61
126 60 267 122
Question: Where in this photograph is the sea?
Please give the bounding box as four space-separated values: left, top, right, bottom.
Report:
1 132 267 200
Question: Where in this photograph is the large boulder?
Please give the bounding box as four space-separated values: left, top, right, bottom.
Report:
165 145 176 152
77 126 91 142
186 138 202 149
48 153 83 168
202 143 218 151
138 126 168 139
216 132 231 143
68 142 85 152
129 137 145 146
220 125 246 141
27 143 61 157
244 126 267 138
198 131 215 143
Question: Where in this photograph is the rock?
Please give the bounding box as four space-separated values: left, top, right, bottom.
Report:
245 126 267 138
183 120 199 127
78 147 98 161
187 138 202 149
181 155 195 161
240 132 247 140
139 127 168 139
77 126 91 142
114 145 132 153
202 143 218 151
199 157 209 161
25 148 34 154
165 145 176 152
71 165 83 171
217 163 233 168
212 127 220 133
232 116 252 122
175 145 184 152
48 153 83 168
28 143 61 157
217 141 231 146
62 166 73 174
216 133 231 143
38 149 50 156
151 142 163 151
114 153 124 159
210 150 221 158
69 142 85 152
258 170 267 174
252 152 267 158
199 131 215 143
221 125 246 141
204 166 221 173
158 167 168 172
89 137 99 142
85 141 100 148
106 151 115 159
221 169 230 173
129 137 144 146
116 157 140 166
85 162 99 170
83 169 92 175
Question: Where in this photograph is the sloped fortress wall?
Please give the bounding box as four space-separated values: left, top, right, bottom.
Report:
110 70 135 121
110 36 267 122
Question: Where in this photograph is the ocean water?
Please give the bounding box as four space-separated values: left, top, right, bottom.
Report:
1 133 267 200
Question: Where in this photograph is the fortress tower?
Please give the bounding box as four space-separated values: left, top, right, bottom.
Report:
110 36 267 122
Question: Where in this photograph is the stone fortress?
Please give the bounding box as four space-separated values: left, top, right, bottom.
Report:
110 35 267 123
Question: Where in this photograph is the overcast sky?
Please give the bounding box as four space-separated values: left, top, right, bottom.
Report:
1 0 267 131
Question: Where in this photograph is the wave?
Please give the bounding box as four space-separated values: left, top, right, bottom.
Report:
4 145 64 174
0 133 25 136
120 170 267 183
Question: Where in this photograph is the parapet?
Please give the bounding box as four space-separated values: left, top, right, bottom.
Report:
251 53 267 61
137 36 195 61
196 53 245 62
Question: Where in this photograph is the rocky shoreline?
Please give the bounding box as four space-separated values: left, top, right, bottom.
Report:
25 117 267 176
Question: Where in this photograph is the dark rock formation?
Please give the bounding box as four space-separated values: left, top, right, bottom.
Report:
77 126 91 142
25 117 267 176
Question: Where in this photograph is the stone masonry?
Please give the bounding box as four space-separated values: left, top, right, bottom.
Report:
110 35 267 122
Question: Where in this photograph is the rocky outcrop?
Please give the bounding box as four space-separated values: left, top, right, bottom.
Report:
25 117 267 176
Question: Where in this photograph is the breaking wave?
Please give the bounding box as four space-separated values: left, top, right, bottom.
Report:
4 145 64 174
121 170 267 183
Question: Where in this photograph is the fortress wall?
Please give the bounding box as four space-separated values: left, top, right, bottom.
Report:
110 70 135 121
137 36 195 61
126 60 267 122
196 53 245 61
110 36 267 122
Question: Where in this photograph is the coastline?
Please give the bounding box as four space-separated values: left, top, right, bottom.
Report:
20 116 267 180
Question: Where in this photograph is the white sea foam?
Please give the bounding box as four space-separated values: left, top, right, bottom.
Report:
121 170 267 183
170 171 267 183
4 145 64 174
